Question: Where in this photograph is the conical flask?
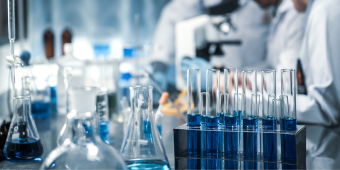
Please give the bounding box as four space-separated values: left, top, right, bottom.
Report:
4 96 43 160
40 111 126 170
121 86 170 170
57 86 98 146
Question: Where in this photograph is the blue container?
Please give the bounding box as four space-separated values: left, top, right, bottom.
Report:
281 117 297 166
188 114 201 170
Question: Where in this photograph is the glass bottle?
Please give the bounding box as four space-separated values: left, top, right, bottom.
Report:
44 27 54 59
4 96 43 160
121 86 170 170
62 27 72 55
41 112 126 170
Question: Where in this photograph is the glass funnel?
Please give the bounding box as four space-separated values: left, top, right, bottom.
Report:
4 96 43 160
121 86 170 170
40 111 126 170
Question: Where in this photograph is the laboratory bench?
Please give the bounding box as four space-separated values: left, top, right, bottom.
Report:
0 113 339 169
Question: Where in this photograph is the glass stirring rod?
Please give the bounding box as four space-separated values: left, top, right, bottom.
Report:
6 0 24 93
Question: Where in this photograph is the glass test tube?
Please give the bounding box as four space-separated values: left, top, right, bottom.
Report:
280 69 297 129
200 92 207 170
187 69 201 170
224 68 238 114
243 94 260 170
262 69 276 120
206 69 222 170
187 69 201 127
200 92 207 126
263 98 281 170
242 70 257 120
219 93 229 126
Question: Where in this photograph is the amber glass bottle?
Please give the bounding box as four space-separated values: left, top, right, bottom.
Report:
62 28 72 55
44 28 54 59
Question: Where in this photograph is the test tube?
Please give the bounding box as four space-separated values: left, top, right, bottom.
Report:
205 69 222 169
243 94 260 169
200 92 207 169
263 98 281 170
187 69 201 170
280 69 297 129
219 93 229 126
280 96 297 166
242 70 257 119
187 69 201 127
224 68 238 114
223 93 239 170
281 69 297 167
262 69 276 120
200 92 207 126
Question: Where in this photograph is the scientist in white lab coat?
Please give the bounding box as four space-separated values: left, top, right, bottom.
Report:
151 0 269 70
292 0 340 127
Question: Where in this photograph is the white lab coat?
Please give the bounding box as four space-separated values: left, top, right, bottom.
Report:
297 0 340 127
267 0 305 70
248 0 305 71
152 0 268 68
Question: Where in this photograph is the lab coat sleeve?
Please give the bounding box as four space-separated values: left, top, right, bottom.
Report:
276 11 304 70
297 3 340 127
151 0 203 64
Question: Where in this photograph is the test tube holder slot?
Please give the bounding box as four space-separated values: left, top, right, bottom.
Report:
173 124 306 170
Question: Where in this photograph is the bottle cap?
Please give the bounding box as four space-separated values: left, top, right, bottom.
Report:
159 92 169 105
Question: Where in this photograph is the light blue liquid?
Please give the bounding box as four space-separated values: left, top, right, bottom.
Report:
243 116 258 169
157 125 162 136
126 160 170 170
281 117 297 165
99 121 109 144
206 116 222 169
263 116 278 169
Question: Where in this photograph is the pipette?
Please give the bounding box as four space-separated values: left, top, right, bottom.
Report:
6 0 24 93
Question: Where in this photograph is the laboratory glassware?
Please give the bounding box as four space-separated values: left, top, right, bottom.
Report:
62 27 72 55
29 77 51 119
263 98 281 170
224 68 238 114
200 92 207 126
243 94 260 169
280 69 297 167
206 69 222 169
242 70 257 119
121 86 170 170
4 96 43 160
57 86 99 146
121 97 131 138
200 92 207 169
96 88 110 143
187 69 201 126
44 27 54 59
261 69 276 119
187 69 201 170
41 112 127 170
155 92 169 136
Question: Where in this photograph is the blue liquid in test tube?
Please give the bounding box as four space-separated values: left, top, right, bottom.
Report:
243 116 258 169
188 114 201 170
224 111 240 170
281 117 297 162
206 116 222 170
263 116 278 170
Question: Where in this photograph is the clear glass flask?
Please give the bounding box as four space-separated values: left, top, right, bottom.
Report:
121 86 170 170
4 96 43 160
187 69 201 170
205 69 222 169
41 112 127 170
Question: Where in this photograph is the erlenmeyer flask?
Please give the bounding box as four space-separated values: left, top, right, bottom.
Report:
121 86 170 170
41 111 126 170
4 96 43 160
